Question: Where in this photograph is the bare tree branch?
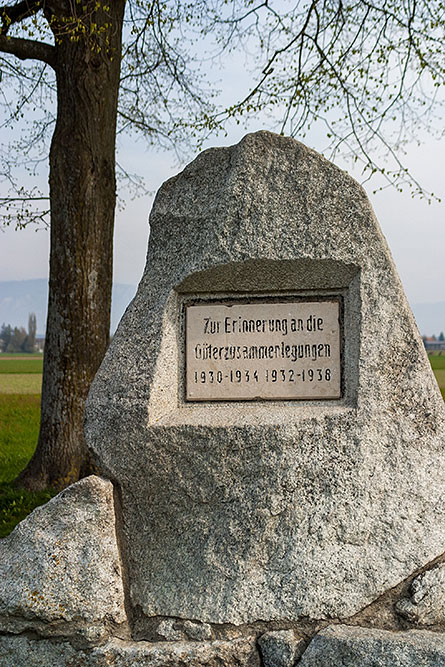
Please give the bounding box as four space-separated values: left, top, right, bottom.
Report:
0 34 55 66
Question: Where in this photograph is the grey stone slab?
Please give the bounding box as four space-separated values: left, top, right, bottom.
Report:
0 635 79 666
396 564 445 625
85 131 445 626
0 635 260 666
258 629 306 666
299 625 445 666
0 476 127 644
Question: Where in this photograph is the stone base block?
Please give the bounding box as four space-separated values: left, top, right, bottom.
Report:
299 625 445 666
3 627 445 666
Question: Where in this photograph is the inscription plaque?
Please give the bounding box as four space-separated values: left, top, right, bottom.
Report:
186 300 341 401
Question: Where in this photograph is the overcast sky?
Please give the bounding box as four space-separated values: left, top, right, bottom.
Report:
1 125 443 309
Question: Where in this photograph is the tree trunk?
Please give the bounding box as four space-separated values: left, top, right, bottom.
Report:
16 0 126 491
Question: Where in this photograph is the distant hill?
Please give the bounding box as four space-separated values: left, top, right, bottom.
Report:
0 280 137 335
0 279 443 338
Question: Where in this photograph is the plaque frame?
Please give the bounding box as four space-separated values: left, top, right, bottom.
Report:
181 292 344 403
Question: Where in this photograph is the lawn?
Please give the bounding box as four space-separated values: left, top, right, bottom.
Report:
429 354 445 398
0 357 43 374
0 394 41 482
0 392 55 538
0 374 42 393
0 355 43 394
429 354 445 370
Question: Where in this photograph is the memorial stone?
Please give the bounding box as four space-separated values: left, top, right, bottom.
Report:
2 131 445 664
84 130 445 632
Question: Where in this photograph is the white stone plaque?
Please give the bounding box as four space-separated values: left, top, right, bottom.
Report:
185 300 341 401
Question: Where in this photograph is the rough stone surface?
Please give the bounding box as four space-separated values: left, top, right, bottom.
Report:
0 635 260 666
156 618 184 641
156 618 212 641
396 565 445 626
90 637 260 665
258 629 306 666
85 131 445 626
0 476 127 643
0 635 79 666
299 625 445 666
183 620 213 641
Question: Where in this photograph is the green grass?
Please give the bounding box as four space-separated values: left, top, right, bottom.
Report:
0 394 41 482
0 374 42 394
434 369 445 386
428 354 445 398
0 358 43 374
0 356 43 393
429 354 445 371
0 485 54 538
0 394 56 538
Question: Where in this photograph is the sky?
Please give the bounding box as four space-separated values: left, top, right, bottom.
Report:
1 126 443 309
0 8 444 318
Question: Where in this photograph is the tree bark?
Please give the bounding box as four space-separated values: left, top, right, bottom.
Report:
16 0 126 491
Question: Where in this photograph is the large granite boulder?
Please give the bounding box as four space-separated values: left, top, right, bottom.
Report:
0 476 127 644
85 131 445 627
